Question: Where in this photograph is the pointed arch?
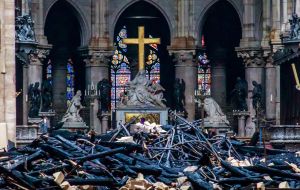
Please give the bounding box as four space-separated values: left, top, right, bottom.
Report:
44 0 89 46
195 0 243 46
110 0 174 41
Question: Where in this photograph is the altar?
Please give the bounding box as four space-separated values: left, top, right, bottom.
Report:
114 26 168 126
116 107 168 125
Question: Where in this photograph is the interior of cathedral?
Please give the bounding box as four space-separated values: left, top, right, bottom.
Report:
0 0 300 189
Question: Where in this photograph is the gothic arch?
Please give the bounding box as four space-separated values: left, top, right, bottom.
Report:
110 0 174 41
195 0 243 46
44 0 90 46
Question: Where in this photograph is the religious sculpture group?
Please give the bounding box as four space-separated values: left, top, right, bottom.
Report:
119 70 166 108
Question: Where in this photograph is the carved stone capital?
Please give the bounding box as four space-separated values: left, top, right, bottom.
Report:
169 50 196 66
236 48 265 67
79 47 111 67
28 48 50 64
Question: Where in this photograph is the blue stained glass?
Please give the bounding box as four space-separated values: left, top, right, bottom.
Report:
66 59 75 105
197 53 211 95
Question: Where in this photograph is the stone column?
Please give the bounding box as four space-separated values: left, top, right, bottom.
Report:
265 55 276 121
236 48 265 136
0 0 16 148
81 49 110 133
170 50 197 121
210 49 227 108
23 64 29 124
52 48 68 122
27 48 49 120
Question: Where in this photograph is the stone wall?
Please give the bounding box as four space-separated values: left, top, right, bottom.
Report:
0 0 16 149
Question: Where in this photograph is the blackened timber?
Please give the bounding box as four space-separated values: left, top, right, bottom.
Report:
245 164 300 180
55 135 87 154
95 145 135 165
221 160 252 177
13 150 46 170
40 144 72 160
76 147 127 163
186 172 213 190
0 165 36 189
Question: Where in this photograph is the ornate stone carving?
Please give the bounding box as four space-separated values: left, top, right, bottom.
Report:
120 70 166 108
236 49 265 67
288 13 300 40
170 50 195 66
28 49 49 64
15 14 36 42
203 97 229 125
83 50 111 66
61 90 84 123
272 48 295 64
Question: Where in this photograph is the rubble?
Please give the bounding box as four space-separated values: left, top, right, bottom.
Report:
0 111 300 189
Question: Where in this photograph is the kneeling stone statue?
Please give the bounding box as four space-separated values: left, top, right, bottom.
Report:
203 97 229 125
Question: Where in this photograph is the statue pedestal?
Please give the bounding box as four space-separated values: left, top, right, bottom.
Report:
62 121 88 133
233 111 250 137
203 120 231 136
99 111 110 134
268 125 300 151
116 107 169 125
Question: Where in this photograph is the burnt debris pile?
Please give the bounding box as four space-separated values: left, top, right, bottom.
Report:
0 112 300 189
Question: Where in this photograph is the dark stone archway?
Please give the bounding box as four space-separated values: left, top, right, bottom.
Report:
45 0 84 123
114 1 173 106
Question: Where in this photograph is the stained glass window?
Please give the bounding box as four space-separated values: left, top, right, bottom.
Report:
111 26 131 109
46 59 52 82
145 36 160 84
197 53 211 95
66 59 75 106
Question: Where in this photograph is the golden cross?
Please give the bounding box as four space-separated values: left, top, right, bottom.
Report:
123 26 160 71
291 63 300 90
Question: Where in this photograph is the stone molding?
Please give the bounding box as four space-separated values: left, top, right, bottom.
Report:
79 47 111 67
169 49 196 67
28 48 50 65
236 47 266 68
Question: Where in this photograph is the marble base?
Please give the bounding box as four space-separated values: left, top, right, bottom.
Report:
116 107 169 125
28 117 41 125
268 125 300 151
62 121 89 132
39 111 56 117
16 125 39 148
204 121 231 135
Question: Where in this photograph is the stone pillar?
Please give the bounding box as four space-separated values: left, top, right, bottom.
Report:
236 48 265 136
210 49 227 108
275 65 281 125
27 48 49 120
31 0 48 44
52 49 68 122
238 115 246 137
23 64 29 124
81 49 110 133
265 56 276 121
0 0 16 148
170 50 197 121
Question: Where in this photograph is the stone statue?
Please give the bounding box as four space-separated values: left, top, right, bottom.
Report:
122 70 166 108
28 82 41 118
173 78 185 111
289 13 300 39
231 77 248 111
251 81 263 111
61 90 84 122
15 14 36 42
41 78 52 112
203 97 229 125
97 79 112 112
